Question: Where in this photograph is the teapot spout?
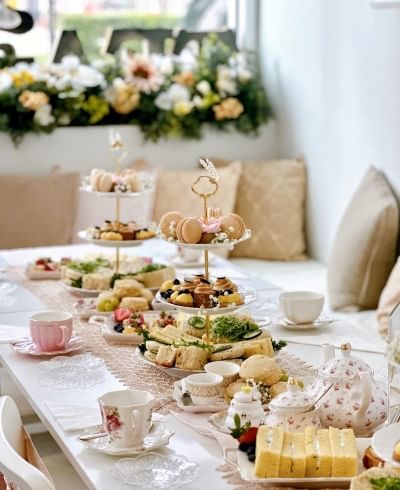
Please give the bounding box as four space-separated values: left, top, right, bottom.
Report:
321 343 335 364
352 371 372 430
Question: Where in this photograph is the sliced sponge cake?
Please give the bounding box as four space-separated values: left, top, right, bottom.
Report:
254 426 284 478
305 427 332 477
329 427 358 477
279 432 306 478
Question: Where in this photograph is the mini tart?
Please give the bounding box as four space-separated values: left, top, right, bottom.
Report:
160 280 174 292
181 278 196 293
193 274 205 285
100 220 113 232
136 229 156 240
100 231 123 240
218 290 244 306
174 291 194 306
119 224 135 240
159 211 185 239
176 217 202 244
199 232 215 244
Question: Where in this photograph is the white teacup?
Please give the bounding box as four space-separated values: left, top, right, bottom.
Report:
185 373 223 406
204 361 240 388
98 389 154 448
279 291 324 325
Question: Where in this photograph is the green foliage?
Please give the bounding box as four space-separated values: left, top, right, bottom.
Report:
230 413 251 440
370 477 400 490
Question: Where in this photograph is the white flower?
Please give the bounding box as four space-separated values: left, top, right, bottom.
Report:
73 65 105 90
196 80 211 95
151 54 173 76
33 104 55 126
216 65 238 96
58 113 71 125
193 95 204 109
238 68 252 83
0 72 12 92
61 55 80 71
155 83 190 111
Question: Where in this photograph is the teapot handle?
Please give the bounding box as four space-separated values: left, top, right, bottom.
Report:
353 372 372 425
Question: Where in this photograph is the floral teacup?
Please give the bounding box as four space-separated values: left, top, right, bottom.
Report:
98 389 154 448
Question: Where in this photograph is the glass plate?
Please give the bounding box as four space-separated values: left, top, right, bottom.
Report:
110 452 199 489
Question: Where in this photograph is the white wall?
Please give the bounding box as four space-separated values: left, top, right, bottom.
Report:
259 0 400 262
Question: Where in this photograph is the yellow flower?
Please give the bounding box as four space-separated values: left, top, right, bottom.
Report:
107 78 140 114
18 90 49 111
81 95 109 124
213 97 244 120
12 70 35 88
173 100 193 117
173 71 195 87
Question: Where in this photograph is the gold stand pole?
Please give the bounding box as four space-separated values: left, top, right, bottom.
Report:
115 193 121 273
205 313 211 344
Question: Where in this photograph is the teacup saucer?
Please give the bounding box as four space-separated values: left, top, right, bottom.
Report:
78 421 174 456
10 336 84 356
278 318 334 331
173 380 228 413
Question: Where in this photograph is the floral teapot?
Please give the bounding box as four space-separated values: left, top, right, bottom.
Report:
317 343 387 436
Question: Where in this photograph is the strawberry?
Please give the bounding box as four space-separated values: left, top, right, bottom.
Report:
238 427 258 446
114 308 131 323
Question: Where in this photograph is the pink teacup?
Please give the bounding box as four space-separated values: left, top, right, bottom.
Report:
30 310 73 352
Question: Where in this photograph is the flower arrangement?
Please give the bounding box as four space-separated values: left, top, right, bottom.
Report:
0 35 272 145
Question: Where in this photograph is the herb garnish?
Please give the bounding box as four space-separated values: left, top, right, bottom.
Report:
68 257 111 274
370 477 400 490
212 315 260 341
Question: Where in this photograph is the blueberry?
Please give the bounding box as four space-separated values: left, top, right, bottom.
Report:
248 453 256 463
226 289 233 295
181 289 190 294
114 325 124 333
173 279 180 285
238 442 250 452
246 445 256 457
160 292 168 299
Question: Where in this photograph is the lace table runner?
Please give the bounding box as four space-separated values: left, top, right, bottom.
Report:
8 266 330 489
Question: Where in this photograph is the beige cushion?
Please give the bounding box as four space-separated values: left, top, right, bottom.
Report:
0 173 79 249
230 159 307 260
153 161 242 222
377 257 400 338
327 167 399 311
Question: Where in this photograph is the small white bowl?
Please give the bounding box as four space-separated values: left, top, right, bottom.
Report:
204 361 240 388
185 373 223 406
279 291 324 325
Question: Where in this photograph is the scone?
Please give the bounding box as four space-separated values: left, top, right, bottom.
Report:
113 279 144 298
239 355 282 385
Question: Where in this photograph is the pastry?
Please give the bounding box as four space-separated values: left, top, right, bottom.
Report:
100 220 113 232
100 231 123 240
181 277 196 293
213 276 238 293
218 290 244 306
136 228 156 240
199 217 221 244
161 280 174 292
268 381 287 398
155 345 177 367
279 432 306 478
175 345 208 370
239 355 282 385
329 427 357 477
225 380 247 400
193 273 205 285
176 217 202 244
193 279 216 308
159 211 185 239
82 273 112 290
119 223 135 240
113 279 143 298
255 426 284 478
119 297 149 311
305 427 332 477
219 213 246 240
140 288 154 303
174 290 194 306
393 441 400 462
90 168 102 188
362 446 384 469
96 172 113 192
127 172 141 192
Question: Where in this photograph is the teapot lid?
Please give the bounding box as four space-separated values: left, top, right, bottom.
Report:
318 343 372 380
269 378 314 413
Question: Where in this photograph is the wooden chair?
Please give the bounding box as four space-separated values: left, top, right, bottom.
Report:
0 396 55 490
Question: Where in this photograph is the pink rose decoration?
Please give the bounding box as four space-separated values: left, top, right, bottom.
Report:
199 217 221 233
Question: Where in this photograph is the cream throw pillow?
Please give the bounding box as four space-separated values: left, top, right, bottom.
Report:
327 167 399 311
153 161 242 222
0 172 79 249
230 159 307 260
377 257 400 338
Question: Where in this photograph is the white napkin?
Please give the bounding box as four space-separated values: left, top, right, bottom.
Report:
45 401 101 432
169 410 237 450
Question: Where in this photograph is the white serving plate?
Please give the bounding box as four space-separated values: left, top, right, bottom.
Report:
224 438 371 488
160 229 251 250
155 287 256 315
77 231 154 248
63 283 108 297
173 380 228 413
372 422 400 466
136 349 203 379
25 265 61 280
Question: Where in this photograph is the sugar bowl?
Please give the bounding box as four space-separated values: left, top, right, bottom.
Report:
266 377 321 432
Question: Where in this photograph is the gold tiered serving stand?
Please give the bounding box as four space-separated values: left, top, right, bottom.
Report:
78 132 155 273
156 157 254 341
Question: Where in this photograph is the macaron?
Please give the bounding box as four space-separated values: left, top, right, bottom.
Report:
176 217 202 244
219 213 246 240
159 211 185 239
95 172 113 192
90 168 102 188
128 173 141 192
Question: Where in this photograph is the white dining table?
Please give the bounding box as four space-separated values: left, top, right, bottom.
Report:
0 242 388 489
